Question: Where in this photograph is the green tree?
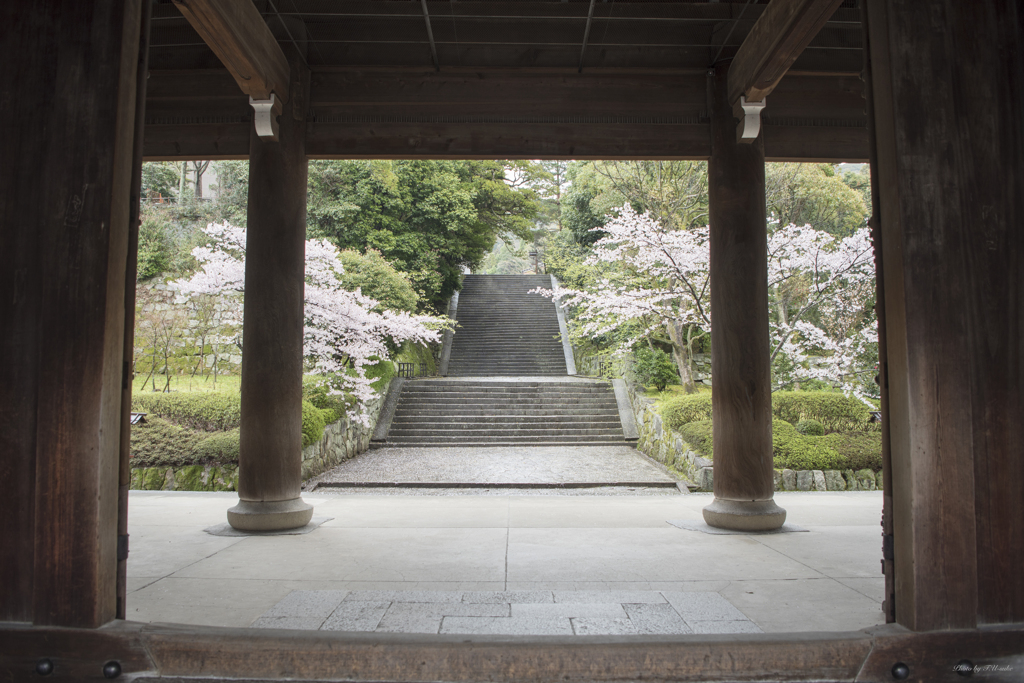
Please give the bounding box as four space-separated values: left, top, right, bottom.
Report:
140 162 180 201
765 163 868 237
589 160 709 231
137 213 174 280
562 162 617 246
336 249 419 313
306 160 539 311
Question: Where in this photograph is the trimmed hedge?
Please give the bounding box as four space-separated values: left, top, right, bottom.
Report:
130 417 238 468
132 392 241 431
662 393 714 432
301 399 326 447
796 419 825 436
131 390 339 466
772 419 845 470
302 378 349 424
772 391 872 433
677 420 714 459
821 431 883 471
674 418 861 472
193 428 240 463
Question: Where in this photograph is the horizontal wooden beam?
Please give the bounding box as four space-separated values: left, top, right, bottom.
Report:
728 0 847 105
143 120 866 163
3 620 1024 681
142 67 867 161
171 0 289 103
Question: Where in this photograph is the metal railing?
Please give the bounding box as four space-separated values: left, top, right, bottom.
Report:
397 362 431 378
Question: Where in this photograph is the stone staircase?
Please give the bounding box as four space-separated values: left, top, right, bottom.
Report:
447 274 566 376
383 379 626 447
377 275 629 448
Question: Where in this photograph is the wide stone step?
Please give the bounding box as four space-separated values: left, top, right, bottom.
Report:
393 395 614 405
398 389 617 398
395 400 618 409
399 390 615 398
447 351 564 355
447 374 568 378
394 406 619 415
384 436 626 445
391 414 622 424
387 431 625 440
400 386 613 394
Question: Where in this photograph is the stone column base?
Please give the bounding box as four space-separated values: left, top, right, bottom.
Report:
227 498 314 531
702 498 786 531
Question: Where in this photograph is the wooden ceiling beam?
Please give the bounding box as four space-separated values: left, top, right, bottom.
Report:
171 0 290 104
727 0 846 134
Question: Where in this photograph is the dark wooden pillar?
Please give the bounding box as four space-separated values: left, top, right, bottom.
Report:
227 57 313 531
865 0 1024 631
703 62 786 532
0 1 142 626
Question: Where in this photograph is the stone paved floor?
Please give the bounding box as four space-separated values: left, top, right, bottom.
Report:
251 589 761 635
126 491 886 633
307 445 678 489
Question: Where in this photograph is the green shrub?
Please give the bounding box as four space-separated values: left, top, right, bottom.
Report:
301 400 327 447
796 419 825 436
395 340 437 376
303 375 350 422
363 358 396 393
772 391 871 433
633 346 679 391
129 417 203 467
192 428 240 464
132 392 241 431
677 420 714 459
662 393 714 431
821 431 883 471
772 419 845 470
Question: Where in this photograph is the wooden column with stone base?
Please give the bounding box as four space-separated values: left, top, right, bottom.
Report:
702 63 786 532
227 58 313 532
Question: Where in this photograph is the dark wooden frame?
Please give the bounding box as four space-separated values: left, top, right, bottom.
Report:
3 1 1023 681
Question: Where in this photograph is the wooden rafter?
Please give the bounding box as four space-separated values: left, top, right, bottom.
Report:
727 0 846 106
172 0 290 103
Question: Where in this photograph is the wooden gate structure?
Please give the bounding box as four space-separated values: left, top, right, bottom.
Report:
2 1 1022 681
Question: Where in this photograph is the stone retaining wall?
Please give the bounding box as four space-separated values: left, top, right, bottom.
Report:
300 387 387 480
130 379 391 491
629 385 882 492
130 463 239 492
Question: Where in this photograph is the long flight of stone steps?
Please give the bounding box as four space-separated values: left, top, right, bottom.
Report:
383 379 626 447
447 274 566 376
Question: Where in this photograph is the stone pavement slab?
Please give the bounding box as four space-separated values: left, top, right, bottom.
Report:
441 616 574 635
511 603 627 618
622 602 692 634
571 618 639 635
250 589 761 635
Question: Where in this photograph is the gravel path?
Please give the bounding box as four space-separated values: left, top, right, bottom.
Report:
306 445 680 492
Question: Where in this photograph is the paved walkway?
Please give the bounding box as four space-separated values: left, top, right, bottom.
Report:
307 445 678 490
126 490 885 634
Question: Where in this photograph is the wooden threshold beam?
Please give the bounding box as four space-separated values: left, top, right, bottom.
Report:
171 0 289 104
3 620 1024 681
728 0 845 141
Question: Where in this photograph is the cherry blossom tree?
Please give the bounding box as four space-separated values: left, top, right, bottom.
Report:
534 204 711 390
175 222 449 424
535 206 876 400
767 223 877 399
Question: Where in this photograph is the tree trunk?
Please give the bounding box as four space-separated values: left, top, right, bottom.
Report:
665 319 697 393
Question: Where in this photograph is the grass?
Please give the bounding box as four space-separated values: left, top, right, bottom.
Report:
133 372 241 394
